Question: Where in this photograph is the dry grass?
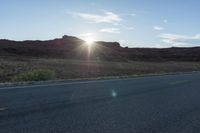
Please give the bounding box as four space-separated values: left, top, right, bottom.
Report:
1 56 200 82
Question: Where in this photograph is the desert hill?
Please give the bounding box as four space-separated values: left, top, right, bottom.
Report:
0 35 200 62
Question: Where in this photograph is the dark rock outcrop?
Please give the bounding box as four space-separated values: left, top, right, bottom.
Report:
0 35 200 62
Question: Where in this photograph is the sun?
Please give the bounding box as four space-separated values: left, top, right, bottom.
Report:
84 37 95 46
83 36 96 57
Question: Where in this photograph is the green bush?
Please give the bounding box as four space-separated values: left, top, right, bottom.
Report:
13 69 56 82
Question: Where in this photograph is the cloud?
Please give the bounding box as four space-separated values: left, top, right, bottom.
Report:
153 26 164 31
99 28 120 34
159 33 200 47
73 11 121 25
79 33 94 37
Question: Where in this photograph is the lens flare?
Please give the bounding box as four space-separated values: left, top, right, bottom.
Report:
84 37 94 46
111 90 117 97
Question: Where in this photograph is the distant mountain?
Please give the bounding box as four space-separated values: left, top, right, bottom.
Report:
1 35 200 62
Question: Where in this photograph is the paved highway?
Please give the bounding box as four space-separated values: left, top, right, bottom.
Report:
1 73 200 133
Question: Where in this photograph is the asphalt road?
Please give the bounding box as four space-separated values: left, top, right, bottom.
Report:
1 73 200 133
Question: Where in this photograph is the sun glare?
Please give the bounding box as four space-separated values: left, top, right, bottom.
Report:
82 36 97 57
84 37 94 46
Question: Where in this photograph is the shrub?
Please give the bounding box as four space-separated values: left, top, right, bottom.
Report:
13 69 56 82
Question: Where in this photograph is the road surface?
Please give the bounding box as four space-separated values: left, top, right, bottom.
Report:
1 73 200 133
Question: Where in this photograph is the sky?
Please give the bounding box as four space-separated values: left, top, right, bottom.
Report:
0 0 200 48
